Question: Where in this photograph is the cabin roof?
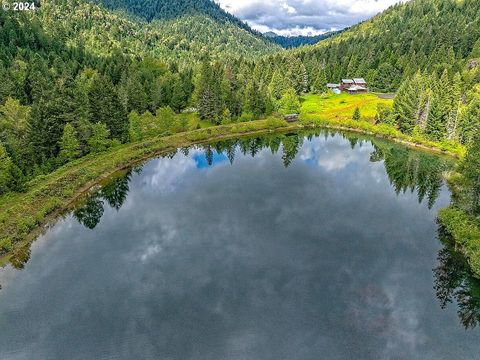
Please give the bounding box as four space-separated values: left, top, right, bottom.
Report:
327 83 340 88
341 79 354 84
353 78 367 84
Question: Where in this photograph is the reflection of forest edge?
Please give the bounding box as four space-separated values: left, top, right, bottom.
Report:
5 130 477 330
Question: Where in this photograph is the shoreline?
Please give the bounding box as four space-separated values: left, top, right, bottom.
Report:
0 118 462 266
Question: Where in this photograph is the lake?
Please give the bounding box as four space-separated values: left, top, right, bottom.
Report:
1 131 479 359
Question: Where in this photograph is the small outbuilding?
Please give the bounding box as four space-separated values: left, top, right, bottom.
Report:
284 114 299 122
327 83 341 94
327 83 340 89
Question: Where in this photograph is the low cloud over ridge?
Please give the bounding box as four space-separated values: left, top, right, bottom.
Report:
215 0 408 36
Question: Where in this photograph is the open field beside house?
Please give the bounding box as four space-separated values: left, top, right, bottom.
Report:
300 92 394 122
299 92 465 157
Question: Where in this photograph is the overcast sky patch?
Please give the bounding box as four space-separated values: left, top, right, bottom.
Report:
215 0 408 36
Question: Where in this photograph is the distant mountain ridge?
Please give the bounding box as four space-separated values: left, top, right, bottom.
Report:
92 0 254 33
264 30 343 49
35 0 281 60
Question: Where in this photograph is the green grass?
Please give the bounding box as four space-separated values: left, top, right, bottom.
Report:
185 113 214 130
301 92 393 122
300 92 465 158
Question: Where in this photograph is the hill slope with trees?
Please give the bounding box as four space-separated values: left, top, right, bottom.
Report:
93 0 252 31
264 31 341 49
37 0 280 60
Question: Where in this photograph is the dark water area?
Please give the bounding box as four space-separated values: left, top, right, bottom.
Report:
0 131 479 359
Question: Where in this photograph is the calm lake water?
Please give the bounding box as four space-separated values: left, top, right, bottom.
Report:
1 131 479 359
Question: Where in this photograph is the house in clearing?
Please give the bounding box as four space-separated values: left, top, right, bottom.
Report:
339 79 354 91
337 78 368 94
353 78 367 86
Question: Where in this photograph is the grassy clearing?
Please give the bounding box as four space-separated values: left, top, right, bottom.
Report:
301 92 393 122
300 92 465 158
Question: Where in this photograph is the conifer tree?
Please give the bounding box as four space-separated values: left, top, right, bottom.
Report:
88 123 111 153
426 70 450 141
195 60 224 124
459 88 480 144
27 77 77 164
128 111 142 142
278 88 300 115
243 79 266 117
311 68 327 93
171 76 186 113
123 73 148 114
269 69 290 100
59 123 81 164
88 76 128 142
0 141 13 194
446 72 462 140
460 132 480 215
393 71 426 133
352 107 361 121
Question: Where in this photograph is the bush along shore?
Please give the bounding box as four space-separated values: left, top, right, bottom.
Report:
0 116 465 266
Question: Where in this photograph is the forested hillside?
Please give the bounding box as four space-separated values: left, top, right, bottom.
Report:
256 0 480 146
93 0 252 31
0 0 286 196
264 31 340 49
37 0 280 61
294 0 480 92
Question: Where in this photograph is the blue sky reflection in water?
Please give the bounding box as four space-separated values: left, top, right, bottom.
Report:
0 131 478 360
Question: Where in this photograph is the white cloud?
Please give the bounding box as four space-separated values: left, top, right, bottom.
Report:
215 0 409 36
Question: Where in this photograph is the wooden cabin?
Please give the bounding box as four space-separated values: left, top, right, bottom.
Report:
330 78 368 94
339 79 354 91
353 78 367 86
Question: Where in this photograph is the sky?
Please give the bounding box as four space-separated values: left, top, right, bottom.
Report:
215 0 408 36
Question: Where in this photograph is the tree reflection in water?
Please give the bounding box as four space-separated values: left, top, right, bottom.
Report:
74 170 132 229
434 224 480 329
7 130 478 330
65 131 457 243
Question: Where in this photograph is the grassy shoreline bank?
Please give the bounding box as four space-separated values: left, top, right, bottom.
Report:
0 117 464 266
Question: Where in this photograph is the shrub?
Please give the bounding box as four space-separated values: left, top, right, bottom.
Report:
375 103 394 125
266 117 286 129
0 238 12 252
239 112 254 122
278 88 301 115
